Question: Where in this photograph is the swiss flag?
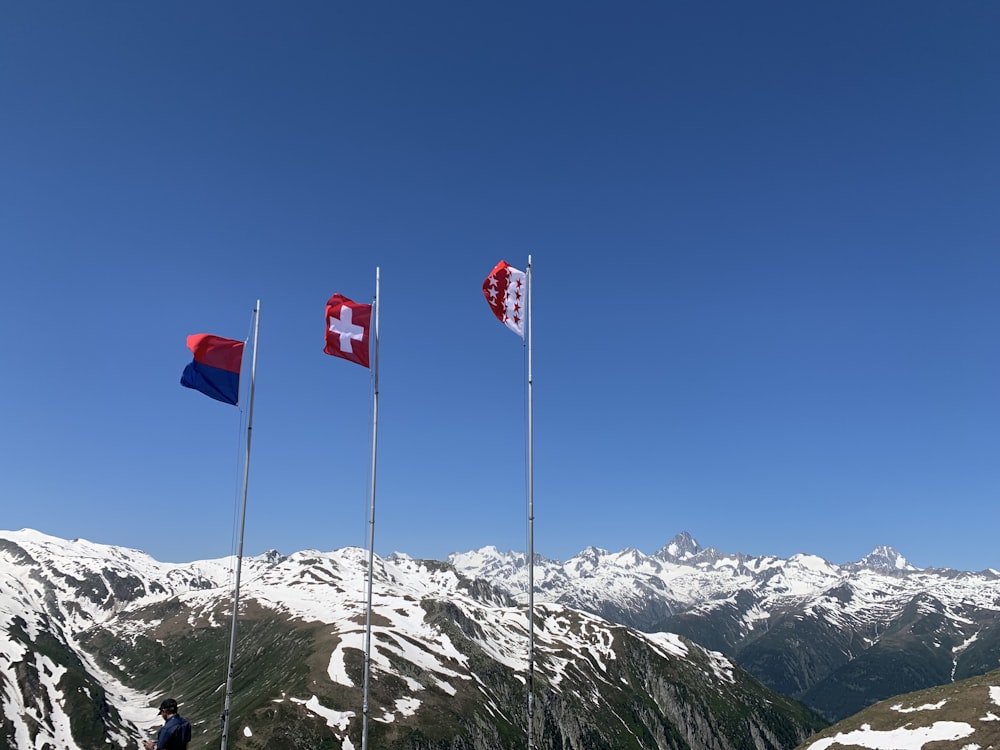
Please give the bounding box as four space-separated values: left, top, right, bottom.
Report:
483 260 526 338
324 294 371 368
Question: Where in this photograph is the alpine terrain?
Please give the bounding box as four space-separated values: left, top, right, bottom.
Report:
450 532 1000 722
793 665 1000 750
0 529 826 750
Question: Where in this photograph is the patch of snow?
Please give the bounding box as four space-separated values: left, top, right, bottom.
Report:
803 721 974 750
891 699 946 713
394 697 420 717
291 695 354 731
706 650 735 684
642 631 688 660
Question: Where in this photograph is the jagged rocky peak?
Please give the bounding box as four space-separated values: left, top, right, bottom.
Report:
448 545 526 577
654 531 701 561
261 549 285 564
612 547 647 567
566 545 608 574
856 544 917 573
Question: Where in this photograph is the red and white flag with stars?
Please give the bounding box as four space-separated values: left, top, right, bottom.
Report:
324 293 372 367
482 260 526 338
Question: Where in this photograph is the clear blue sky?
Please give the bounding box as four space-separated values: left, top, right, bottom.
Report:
2 2 997 570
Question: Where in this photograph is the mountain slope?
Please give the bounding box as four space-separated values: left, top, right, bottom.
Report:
450 532 1000 721
795 666 1000 750
0 530 826 749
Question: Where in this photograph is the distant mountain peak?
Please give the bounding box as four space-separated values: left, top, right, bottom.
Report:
262 549 285 564
655 531 701 561
856 545 917 572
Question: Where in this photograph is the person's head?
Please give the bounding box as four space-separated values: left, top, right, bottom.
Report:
158 698 178 718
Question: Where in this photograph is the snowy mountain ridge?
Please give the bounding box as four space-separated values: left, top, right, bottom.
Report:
0 528 826 750
448 532 1000 721
5 525 1000 746
449 531 999 627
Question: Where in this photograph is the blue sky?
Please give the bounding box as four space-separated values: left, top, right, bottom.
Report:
2 2 997 569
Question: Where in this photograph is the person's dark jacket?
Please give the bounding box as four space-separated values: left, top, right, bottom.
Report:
155 713 190 749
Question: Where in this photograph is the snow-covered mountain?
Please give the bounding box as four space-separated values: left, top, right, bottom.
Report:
0 529 825 750
8 526 999 748
449 532 1000 721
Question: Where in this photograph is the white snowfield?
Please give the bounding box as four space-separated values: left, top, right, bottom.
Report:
0 529 745 749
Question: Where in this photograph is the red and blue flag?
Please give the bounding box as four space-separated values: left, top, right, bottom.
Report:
180 334 244 405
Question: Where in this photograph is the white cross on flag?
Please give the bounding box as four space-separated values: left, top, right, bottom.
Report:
482 260 526 338
324 293 372 367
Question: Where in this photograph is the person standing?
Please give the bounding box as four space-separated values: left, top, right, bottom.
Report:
144 698 191 750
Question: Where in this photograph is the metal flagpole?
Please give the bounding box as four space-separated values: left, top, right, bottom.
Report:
220 300 260 750
361 269 380 750
526 257 535 750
